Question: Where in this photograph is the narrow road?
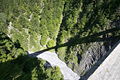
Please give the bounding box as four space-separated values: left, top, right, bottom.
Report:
29 51 80 80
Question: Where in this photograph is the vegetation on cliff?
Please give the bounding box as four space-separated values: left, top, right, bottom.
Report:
0 32 63 80
0 0 120 78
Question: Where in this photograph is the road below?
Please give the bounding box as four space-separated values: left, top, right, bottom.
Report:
29 51 80 80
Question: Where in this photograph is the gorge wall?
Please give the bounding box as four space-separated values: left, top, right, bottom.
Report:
0 0 120 79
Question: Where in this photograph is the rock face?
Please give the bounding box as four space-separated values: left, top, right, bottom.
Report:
0 0 120 78
75 20 120 76
77 42 107 75
88 41 120 80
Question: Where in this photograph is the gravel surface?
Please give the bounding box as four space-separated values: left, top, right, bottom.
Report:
29 51 80 80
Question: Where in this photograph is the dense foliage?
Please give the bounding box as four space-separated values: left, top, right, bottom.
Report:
56 0 120 71
0 0 120 78
0 0 64 52
0 32 63 80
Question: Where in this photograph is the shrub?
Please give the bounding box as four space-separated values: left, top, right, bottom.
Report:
47 39 55 48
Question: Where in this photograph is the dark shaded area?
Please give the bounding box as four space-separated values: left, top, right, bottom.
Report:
67 28 120 47
29 25 120 80
14 40 21 48
0 54 47 80
30 26 120 80
32 27 120 56
0 32 47 80
77 53 82 64
0 32 63 80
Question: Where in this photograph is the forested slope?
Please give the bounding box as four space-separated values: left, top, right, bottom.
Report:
0 32 63 80
0 0 120 79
